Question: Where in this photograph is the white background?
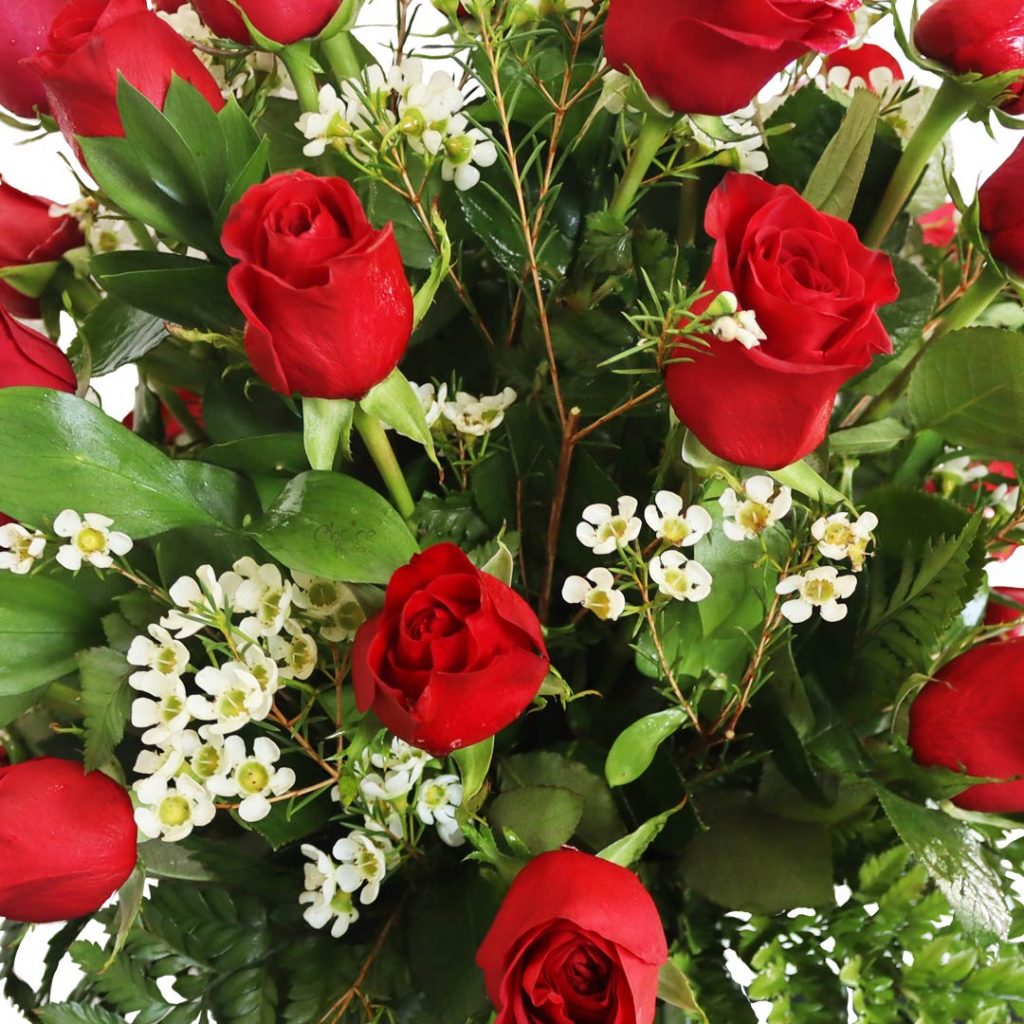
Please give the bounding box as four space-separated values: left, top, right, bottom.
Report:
1 0 1021 1021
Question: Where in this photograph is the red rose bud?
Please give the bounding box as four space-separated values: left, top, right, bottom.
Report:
352 543 549 756
916 201 961 249
984 587 1024 639
908 638 1024 812
665 173 898 469
604 0 859 116
191 0 344 44
0 758 138 923
0 181 84 319
823 42 904 94
223 171 413 400
915 0 1024 115
979 139 1024 278
0 309 77 392
477 850 668 1024
29 0 225 152
0 0 68 117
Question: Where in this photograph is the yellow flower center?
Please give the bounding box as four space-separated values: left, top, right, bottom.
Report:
192 746 221 780
161 695 184 723
237 760 270 795
662 518 691 545
804 578 835 605
76 528 107 554
159 795 191 827
217 687 248 720
737 501 771 534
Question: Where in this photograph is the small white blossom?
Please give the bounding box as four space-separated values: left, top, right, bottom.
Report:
599 69 631 115
299 845 360 938
53 510 132 571
130 673 191 747
358 737 432 802
333 831 391 906
691 106 768 174
215 736 296 823
162 565 229 638
934 455 988 488
0 523 46 574
296 84 353 158
291 573 366 642
409 381 448 428
237 643 281 698
561 567 626 621
132 730 200 804
649 551 713 603
644 492 713 547
228 557 293 637
267 620 319 680
576 496 642 554
719 477 792 541
185 731 235 792
441 387 517 437
777 567 857 624
187 661 273 736
134 775 215 843
416 773 465 847
127 624 190 678
712 309 766 350
811 511 878 571
440 115 498 191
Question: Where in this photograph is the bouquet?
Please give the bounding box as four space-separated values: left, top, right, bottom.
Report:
2 0 1024 1021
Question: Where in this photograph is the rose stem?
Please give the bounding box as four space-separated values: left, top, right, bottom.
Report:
608 110 675 220
321 31 363 82
280 42 323 113
862 78 975 249
863 260 1005 422
353 407 417 519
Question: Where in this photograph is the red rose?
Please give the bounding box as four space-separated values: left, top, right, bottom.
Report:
192 0 344 44
665 173 898 469
984 587 1024 639
0 309 77 392
604 0 860 116
476 850 668 1024
352 543 549 756
915 0 1024 115
916 201 961 249
979 139 1024 278
908 639 1024 812
222 171 413 400
0 181 84 319
0 758 137 923
29 0 225 151
0 0 68 117
823 42 904 94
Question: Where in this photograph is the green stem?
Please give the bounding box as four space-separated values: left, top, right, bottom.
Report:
608 112 674 220
865 262 1005 422
862 78 975 249
281 43 322 113
321 31 363 83
354 407 416 519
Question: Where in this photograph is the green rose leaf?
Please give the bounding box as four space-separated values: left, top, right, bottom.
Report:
605 708 688 787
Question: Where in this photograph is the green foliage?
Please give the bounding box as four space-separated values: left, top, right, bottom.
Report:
77 646 132 771
79 298 169 376
605 708 688 787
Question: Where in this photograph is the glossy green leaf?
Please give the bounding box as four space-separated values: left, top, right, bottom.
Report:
598 807 676 867
302 397 353 470
79 297 168 376
0 573 100 728
605 708 688 787
453 736 494 805
249 470 418 583
909 327 1024 457
0 388 218 536
770 460 849 509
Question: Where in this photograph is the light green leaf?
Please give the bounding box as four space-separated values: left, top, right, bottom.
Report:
659 960 710 1022
909 327 1024 457
489 785 584 854
359 368 438 466
0 573 100 727
0 260 61 298
605 708 688 787
78 647 132 771
803 89 882 219
106 863 146 965
830 419 911 456
412 209 452 327
878 787 1011 940
249 470 418 583
770 460 850 509
598 806 676 867
453 736 494 806
480 541 514 585
0 389 218 537
302 397 354 470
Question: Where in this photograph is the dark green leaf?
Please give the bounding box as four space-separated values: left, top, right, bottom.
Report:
489 785 584 853
80 298 167 376
880 256 939 351
38 1005 125 1024
77 646 132 771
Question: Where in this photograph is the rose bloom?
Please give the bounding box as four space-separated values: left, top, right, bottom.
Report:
0 0 68 117
665 173 899 469
908 638 1024 812
916 201 961 249
0 309 77 392
915 0 1024 115
979 139 1024 278
29 0 225 151
352 543 549 756
223 171 413 400
477 850 668 1024
0 181 84 318
192 0 344 44
0 758 137 922
822 42 904 94
603 0 860 116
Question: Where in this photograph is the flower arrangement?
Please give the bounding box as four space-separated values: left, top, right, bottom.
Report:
1 0 1024 1022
